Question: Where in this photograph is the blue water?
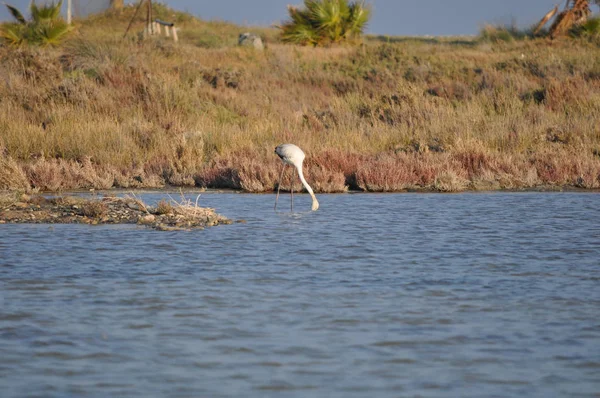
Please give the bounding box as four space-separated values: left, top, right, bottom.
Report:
1 192 599 397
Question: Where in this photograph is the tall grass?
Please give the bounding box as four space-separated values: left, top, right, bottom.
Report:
0 5 599 192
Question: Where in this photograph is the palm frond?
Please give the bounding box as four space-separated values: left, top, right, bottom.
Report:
345 1 370 37
280 19 319 45
31 0 63 23
37 21 71 46
0 22 26 45
3 2 26 24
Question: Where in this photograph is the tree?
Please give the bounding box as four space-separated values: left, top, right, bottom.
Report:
1 1 72 46
279 0 371 46
535 0 600 38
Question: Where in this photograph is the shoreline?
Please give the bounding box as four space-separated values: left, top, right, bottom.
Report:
1 184 598 230
0 193 233 230
3 184 597 196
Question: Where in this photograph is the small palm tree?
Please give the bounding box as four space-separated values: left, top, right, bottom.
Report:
279 0 371 46
1 1 71 46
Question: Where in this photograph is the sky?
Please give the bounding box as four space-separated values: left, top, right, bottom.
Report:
1 1 597 36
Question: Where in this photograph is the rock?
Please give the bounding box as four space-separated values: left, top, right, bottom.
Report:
127 202 140 210
138 214 156 225
238 32 264 50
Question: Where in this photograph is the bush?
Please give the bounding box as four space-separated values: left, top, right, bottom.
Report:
0 1 72 47
478 24 530 43
571 16 600 38
279 0 371 46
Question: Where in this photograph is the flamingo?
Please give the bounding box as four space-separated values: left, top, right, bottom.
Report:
274 143 319 212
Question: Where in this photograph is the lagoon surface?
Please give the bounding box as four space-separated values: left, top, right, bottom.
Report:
1 192 599 397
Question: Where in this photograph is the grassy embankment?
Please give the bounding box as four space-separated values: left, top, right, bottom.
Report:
1 4 600 193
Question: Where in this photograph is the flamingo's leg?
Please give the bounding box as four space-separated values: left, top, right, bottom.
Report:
275 163 286 211
290 167 294 212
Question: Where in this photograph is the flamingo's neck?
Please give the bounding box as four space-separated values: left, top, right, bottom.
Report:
297 166 319 211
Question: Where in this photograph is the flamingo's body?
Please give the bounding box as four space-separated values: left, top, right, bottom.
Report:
274 144 319 211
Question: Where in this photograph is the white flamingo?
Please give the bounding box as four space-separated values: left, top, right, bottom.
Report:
274 143 319 212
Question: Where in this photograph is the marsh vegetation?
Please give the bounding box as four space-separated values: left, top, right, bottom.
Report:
0 4 599 193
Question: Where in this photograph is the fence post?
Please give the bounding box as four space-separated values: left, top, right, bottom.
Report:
67 0 72 24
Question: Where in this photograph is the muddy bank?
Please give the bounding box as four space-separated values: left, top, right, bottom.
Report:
0 194 232 231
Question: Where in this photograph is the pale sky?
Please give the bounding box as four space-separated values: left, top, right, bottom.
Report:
1 1 598 36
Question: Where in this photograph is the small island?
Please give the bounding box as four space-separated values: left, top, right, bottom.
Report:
0 193 232 231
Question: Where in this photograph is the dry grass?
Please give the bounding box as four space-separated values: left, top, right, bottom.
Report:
155 199 174 215
0 5 599 193
0 150 31 191
153 191 224 226
81 200 108 217
0 191 21 208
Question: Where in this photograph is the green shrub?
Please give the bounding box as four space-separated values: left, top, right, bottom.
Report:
0 1 72 47
571 16 600 38
279 0 371 46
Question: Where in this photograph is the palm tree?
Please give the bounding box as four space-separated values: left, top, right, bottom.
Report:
279 0 371 46
1 1 72 46
534 0 600 38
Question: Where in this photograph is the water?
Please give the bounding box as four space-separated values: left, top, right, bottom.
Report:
1 192 599 397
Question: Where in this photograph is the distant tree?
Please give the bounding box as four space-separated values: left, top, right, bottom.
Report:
1 1 72 46
279 0 371 46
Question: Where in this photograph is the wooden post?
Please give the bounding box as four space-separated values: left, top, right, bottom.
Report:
67 0 72 24
146 0 152 35
154 19 177 42
122 0 145 39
